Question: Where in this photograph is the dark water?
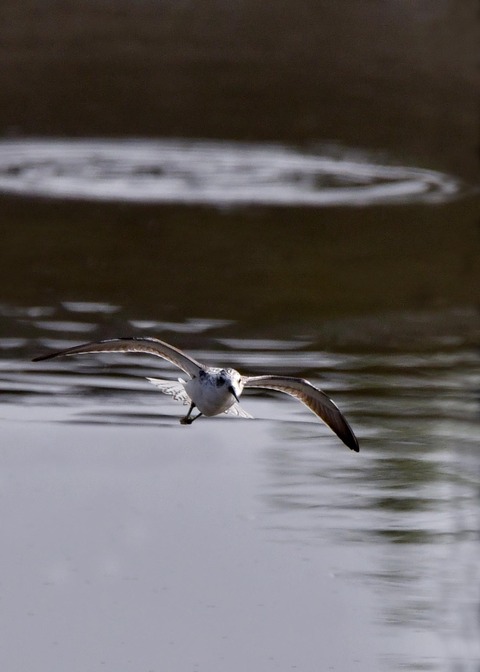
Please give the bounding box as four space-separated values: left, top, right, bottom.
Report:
1 1 480 671
1 0 479 180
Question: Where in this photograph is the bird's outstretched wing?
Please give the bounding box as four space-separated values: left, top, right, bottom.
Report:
243 375 359 452
33 337 203 377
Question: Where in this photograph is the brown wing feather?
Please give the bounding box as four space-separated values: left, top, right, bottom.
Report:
243 375 359 452
32 337 202 377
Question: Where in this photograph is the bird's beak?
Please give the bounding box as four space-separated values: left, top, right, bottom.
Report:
228 385 240 403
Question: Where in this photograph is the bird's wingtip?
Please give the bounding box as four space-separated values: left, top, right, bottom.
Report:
348 436 360 452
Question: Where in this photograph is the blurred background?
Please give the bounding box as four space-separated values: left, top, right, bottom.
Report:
1 1 479 671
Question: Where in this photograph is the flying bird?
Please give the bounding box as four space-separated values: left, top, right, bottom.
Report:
33 337 359 452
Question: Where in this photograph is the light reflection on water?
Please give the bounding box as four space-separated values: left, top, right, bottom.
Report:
1 301 480 671
0 138 465 207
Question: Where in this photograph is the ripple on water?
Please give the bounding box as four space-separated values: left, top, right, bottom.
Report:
0 138 465 207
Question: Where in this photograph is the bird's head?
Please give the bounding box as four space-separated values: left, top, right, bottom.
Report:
216 368 244 403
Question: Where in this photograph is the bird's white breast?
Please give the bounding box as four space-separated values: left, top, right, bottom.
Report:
184 371 237 416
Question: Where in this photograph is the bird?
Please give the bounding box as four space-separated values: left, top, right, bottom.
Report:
32 336 359 452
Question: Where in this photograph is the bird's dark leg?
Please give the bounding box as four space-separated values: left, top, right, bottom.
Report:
180 403 203 425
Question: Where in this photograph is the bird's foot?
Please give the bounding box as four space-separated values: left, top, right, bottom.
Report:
180 410 202 425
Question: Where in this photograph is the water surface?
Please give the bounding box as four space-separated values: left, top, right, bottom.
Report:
0 139 464 207
1 0 479 668
1 256 479 671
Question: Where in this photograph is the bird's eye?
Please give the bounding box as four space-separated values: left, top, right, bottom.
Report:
217 372 226 386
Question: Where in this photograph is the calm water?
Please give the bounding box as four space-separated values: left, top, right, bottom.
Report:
1 1 480 670
1 192 480 671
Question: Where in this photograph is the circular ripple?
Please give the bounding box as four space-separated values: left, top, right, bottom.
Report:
0 138 463 207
